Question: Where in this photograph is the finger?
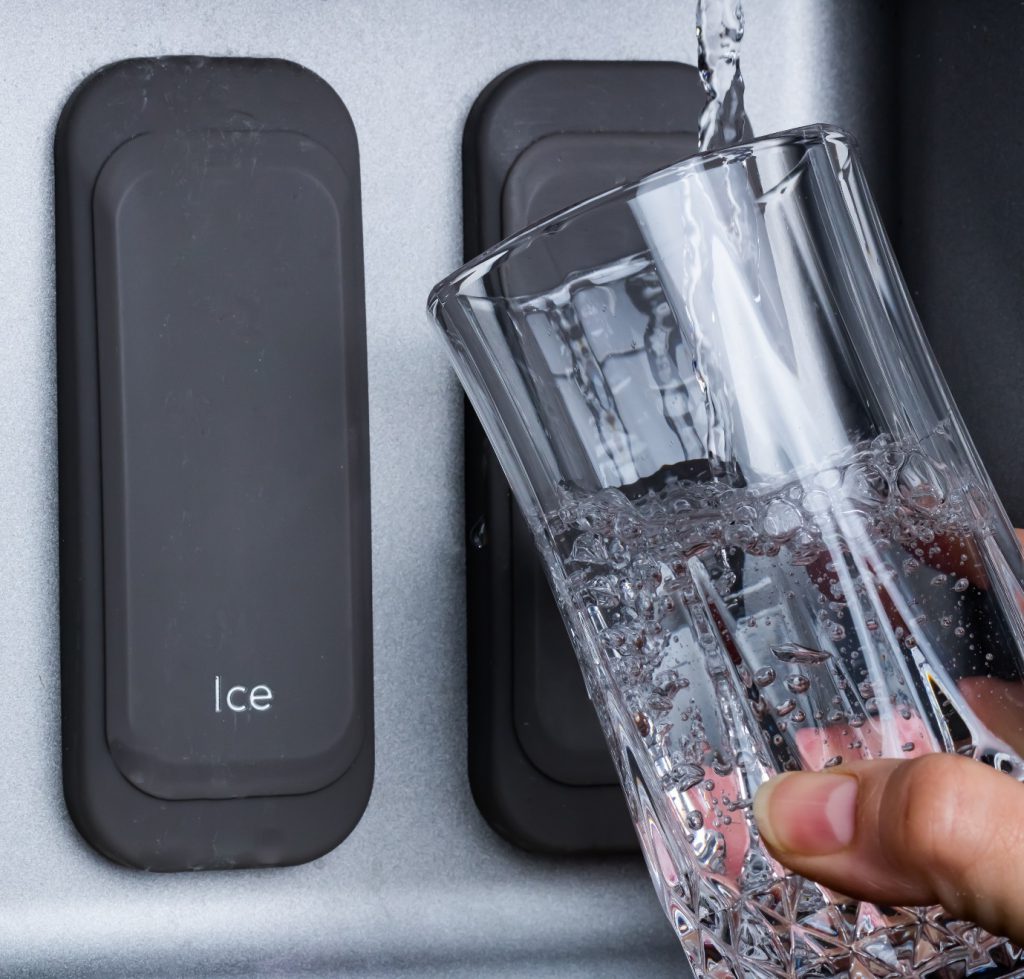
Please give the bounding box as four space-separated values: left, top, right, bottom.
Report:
753 753 1024 944
957 676 1024 757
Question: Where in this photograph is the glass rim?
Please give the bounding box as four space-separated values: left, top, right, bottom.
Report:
428 122 855 311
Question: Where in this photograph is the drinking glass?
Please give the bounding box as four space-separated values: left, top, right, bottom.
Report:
428 125 1024 978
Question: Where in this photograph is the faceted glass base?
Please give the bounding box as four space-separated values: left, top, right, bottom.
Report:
664 872 1024 979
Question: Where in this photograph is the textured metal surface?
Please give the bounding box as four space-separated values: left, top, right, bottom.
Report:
0 0 889 974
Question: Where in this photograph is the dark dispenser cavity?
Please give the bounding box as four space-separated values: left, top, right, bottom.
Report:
463 61 707 852
896 0 1024 527
56 57 373 870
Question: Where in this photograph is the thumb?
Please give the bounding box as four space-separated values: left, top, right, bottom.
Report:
753 754 1024 943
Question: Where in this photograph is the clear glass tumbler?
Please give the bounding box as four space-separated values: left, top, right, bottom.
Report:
428 125 1024 978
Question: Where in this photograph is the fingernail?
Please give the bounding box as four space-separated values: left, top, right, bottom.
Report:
754 772 858 856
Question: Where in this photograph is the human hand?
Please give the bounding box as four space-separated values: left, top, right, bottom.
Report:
752 753 1024 944
752 531 1024 945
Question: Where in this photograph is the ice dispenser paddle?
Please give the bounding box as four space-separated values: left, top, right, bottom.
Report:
55 57 373 871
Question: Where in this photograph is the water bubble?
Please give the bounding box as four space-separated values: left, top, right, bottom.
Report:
614 513 643 541
901 742 915 752
634 559 663 590
703 779 715 791
940 614 954 628
569 533 609 566
895 523 918 545
931 573 948 587
647 694 674 714
686 811 704 831
954 626 967 638
735 503 758 524
763 499 803 539
792 709 806 723
954 577 970 593
601 628 629 651
669 763 706 792
843 464 887 505
754 667 776 687
776 699 797 717
878 442 906 471
772 643 831 665
907 486 943 513
828 622 846 643
802 489 831 514
607 540 629 569
785 674 811 694
824 755 844 768
711 754 734 776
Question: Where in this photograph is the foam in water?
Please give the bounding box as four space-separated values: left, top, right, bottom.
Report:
544 432 1024 975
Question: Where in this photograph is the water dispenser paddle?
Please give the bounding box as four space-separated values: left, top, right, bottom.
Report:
463 60 707 852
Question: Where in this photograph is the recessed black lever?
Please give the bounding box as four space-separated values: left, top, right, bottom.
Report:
56 57 373 871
